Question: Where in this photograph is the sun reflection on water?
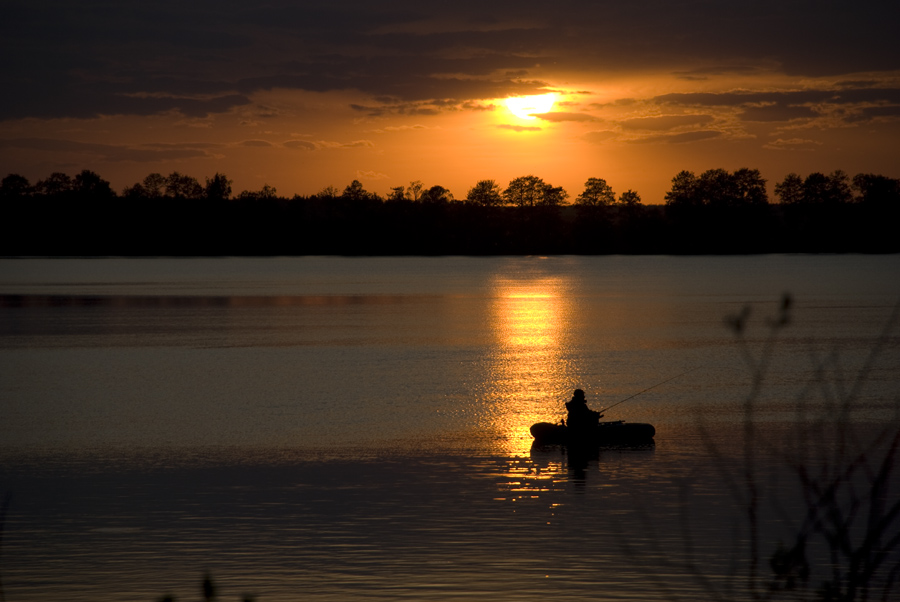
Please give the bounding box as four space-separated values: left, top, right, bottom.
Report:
484 276 576 455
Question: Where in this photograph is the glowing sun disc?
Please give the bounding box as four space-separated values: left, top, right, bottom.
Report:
505 93 557 120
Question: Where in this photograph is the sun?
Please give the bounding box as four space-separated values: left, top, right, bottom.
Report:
505 93 557 120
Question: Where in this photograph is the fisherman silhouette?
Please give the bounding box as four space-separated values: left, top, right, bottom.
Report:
565 389 603 431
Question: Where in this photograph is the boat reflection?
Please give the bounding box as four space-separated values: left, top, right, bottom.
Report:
483 275 576 455
488 442 657 504
529 441 656 485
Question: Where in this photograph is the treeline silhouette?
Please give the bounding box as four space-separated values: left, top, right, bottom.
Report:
1 168 898 255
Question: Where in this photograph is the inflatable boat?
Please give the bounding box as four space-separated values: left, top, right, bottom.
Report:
530 420 656 446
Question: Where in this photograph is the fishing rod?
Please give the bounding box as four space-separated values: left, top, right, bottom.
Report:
599 367 699 414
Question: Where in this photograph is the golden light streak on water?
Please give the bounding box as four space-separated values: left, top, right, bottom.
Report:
485 276 576 455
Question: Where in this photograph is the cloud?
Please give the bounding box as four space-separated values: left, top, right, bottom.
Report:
629 130 722 144
356 170 390 180
533 112 600 122
654 87 900 125
281 139 376 150
239 139 275 147
0 138 212 162
497 124 542 132
620 114 715 130
349 92 541 117
369 124 429 134
316 140 376 149
590 98 638 109
846 105 900 122
655 90 837 108
835 80 880 89
763 138 823 151
142 142 224 150
584 130 618 144
0 84 251 121
740 104 818 122
1 2 898 122
338 140 376 148
283 140 317 150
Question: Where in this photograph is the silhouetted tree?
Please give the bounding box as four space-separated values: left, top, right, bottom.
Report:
405 180 424 202
617 189 642 206
342 179 378 202
576 177 616 206
121 182 147 198
237 184 277 201
421 185 453 204
165 172 203 199
828 169 853 204
774 173 804 204
731 168 768 206
852 173 900 207
204 173 233 201
697 168 735 207
466 179 502 206
540 183 568 206
0 174 32 198
143 173 166 198
664 170 699 207
504 175 568 207
316 185 339 199
666 168 767 208
800 171 853 205
504 175 544 207
7 165 900 256
386 185 406 202
73 169 114 198
35 172 73 196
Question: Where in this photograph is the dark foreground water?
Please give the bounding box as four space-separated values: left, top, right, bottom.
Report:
1 255 899 601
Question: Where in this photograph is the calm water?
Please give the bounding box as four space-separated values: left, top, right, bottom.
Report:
1 255 899 601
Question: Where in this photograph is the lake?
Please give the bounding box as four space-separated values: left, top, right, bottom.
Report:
1 255 899 601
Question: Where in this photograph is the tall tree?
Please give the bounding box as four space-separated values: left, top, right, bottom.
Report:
205 173 233 201
73 169 114 198
237 184 277 200
342 179 375 201
317 185 339 199
576 177 616 206
539 183 568 206
697 168 735 207
503 175 547 207
774 173 804 204
853 173 900 206
0 174 32 198
35 172 73 196
664 170 699 207
421 185 453 204
165 172 203 199
405 180 424 202
795 171 851 205
731 168 768 206
386 185 406 202
802 172 830 204
824 170 852 205
121 183 147 198
143 173 166 198
466 179 502 206
618 189 642 206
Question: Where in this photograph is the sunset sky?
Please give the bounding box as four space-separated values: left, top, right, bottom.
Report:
2 0 899 203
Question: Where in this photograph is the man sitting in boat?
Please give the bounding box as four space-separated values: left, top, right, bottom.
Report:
565 389 602 431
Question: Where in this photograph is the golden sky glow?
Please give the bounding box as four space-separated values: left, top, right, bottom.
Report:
1 2 898 203
505 94 557 120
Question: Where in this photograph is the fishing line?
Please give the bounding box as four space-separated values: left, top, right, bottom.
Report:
599 367 699 414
